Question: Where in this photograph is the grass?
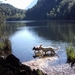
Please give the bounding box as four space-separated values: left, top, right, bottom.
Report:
0 37 11 57
66 43 75 62
0 42 5 49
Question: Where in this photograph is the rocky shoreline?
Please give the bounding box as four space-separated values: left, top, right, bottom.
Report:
0 54 75 75
23 56 75 75
0 54 46 75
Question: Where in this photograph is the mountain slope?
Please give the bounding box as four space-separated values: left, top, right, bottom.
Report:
26 0 38 9
25 0 75 20
0 3 26 21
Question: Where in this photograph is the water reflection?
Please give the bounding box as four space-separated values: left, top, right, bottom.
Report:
0 21 75 63
28 21 75 43
2 20 75 43
33 51 59 59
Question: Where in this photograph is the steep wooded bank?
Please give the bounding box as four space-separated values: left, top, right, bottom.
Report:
25 0 75 20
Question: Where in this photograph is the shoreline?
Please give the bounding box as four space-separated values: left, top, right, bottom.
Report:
22 56 58 70
22 56 75 75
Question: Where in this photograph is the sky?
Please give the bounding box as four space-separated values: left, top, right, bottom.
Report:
0 0 37 9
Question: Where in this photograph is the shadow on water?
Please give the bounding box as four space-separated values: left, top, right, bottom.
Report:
33 51 59 59
33 51 61 66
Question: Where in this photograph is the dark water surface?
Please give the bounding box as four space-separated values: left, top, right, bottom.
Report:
2 20 75 65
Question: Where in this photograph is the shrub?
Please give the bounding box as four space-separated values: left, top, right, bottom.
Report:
66 43 75 62
0 42 5 49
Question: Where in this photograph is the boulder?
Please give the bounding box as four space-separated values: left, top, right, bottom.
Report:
6 54 21 67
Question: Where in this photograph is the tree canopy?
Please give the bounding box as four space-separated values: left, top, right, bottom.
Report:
25 0 75 20
0 6 5 23
1 0 75 20
0 3 26 21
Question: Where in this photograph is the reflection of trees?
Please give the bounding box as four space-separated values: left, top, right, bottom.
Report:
0 22 26 37
0 23 6 37
0 6 5 23
29 21 75 43
1 21 75 43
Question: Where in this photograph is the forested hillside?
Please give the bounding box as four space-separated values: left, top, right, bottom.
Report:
0 0 75 21
0 3 26 21
25 0 75 20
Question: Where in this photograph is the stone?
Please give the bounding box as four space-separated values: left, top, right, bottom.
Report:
6 54 21 67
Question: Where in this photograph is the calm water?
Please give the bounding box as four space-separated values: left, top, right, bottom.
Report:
1 20 75 65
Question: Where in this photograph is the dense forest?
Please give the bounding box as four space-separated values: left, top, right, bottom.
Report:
0 3 26 21
0 0 75 21
25 0 75 20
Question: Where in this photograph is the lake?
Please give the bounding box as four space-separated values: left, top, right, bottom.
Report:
1 20 75 65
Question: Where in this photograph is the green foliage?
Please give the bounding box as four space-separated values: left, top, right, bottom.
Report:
0 6 5 22
66 43 75 62
0 3 26 21
0 36 12 57
37 69 45 75
38 70 44 75
1 0 75 20
25 0 75 20
0 0 75 20
0 42 4 49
